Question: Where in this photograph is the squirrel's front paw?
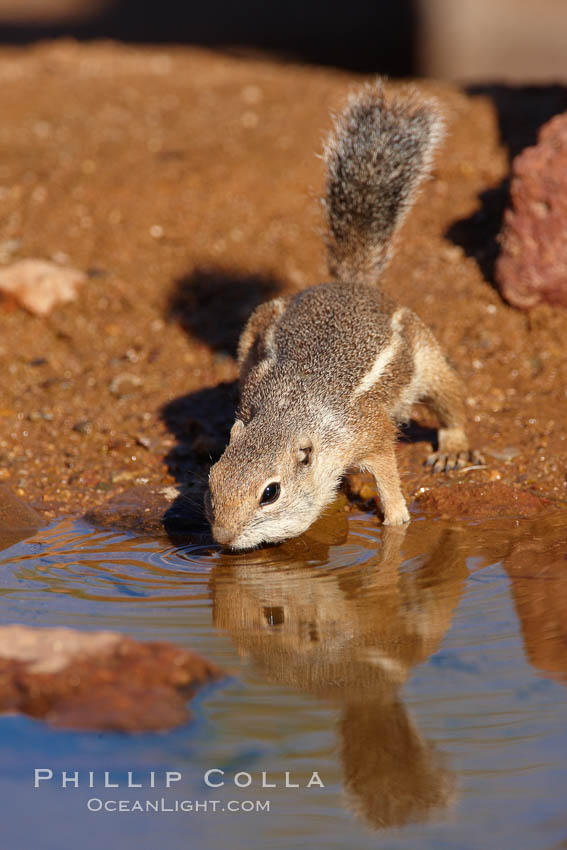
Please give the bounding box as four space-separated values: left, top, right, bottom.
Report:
383 504 411 525
425 449 485 474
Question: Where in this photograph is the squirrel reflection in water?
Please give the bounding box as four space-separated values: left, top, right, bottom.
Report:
210 503 469 829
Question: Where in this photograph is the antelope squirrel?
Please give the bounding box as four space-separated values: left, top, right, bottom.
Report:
206 82 479 550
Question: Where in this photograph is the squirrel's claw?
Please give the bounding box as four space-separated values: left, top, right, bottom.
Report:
425 449 485 474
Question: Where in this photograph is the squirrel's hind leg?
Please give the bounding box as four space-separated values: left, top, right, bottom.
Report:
415 338 484 473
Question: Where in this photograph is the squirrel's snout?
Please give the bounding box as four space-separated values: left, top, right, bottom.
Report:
212 524 233 546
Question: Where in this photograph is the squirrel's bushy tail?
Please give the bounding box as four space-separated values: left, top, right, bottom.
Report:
324 82 445 285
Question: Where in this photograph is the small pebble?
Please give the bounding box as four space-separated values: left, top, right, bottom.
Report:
487 447 520 461
109 373 143 397
241 85 263 105
72 420 92 435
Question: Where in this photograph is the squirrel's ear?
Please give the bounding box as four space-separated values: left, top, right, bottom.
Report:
296 442 313 466
230 420 245 441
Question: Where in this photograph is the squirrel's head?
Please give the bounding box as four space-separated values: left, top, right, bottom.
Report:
205 416 342 550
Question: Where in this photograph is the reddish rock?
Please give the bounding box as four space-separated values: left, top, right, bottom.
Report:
496 111 567 309
83 484 208 540
0 484 47 550
0 625 222 731
84 485 177 537
414 482 551 519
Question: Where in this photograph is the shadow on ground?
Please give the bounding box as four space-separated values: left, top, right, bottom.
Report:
399 419 438 451
167 266 281 356
160 266 284 538
446 85 567 289
160 381 238 541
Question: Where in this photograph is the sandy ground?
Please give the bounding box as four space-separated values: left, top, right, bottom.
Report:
0 40 566 524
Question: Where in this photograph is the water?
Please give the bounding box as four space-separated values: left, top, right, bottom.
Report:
0 505 566 850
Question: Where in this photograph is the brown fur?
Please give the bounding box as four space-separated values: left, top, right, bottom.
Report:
324 82 445 284
206 82 478 549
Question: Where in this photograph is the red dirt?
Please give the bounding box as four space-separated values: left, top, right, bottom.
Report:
0 41 566 526
413 480 551 519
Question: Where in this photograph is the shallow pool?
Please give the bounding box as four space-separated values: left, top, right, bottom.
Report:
0 506 566 850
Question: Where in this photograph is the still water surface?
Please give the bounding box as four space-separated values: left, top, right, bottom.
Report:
0 506 566 850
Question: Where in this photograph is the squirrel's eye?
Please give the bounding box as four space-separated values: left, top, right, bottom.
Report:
260 482 280 506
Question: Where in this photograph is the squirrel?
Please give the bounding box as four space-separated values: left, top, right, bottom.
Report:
205 82 481 550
